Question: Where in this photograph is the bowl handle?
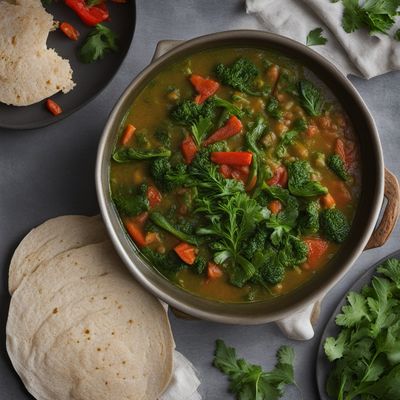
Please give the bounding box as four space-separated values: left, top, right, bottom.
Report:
152 40 183 61
365 168 399 250
275 299 322 340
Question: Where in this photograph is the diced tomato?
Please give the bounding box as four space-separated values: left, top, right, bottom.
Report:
219 164 232 179
120 124 136 146
45 99 62 116
267 165 288 187
147 185 162 208
203 116 243 146
303 238 329 269
320 193 336 209
181 136 197 164
268 200 282 214
60 22 80 41
124 220 147 247
190 74 220 104
174 242 197 265
207 262 223 279
211 151 253 166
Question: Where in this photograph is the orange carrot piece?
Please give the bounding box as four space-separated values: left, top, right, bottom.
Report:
306 125 319 137
181 136 197 164
45 99 62 116
267 165 288 188
190 74 220 104
268 200 283 214
147 185 162 208
266 64 279 87
320 193 336 209
174 242 197 265
211 151 253 166
219 164 232 179
125 220 147 247
121 124 136 146
304 238 329 269
207 262 223 279
203 115 243 146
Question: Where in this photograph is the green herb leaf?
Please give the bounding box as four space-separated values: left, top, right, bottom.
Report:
213 340 297 400
79 24 118 64
306 28 328 46
298 80 325 117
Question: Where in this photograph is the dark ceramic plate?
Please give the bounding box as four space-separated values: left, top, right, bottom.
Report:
316 249 400 400
0 1 135 130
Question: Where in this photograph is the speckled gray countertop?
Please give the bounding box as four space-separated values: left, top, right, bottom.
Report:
1 1 399 399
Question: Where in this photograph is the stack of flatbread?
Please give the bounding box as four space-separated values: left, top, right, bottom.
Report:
7 215 201 400
0 0 75 106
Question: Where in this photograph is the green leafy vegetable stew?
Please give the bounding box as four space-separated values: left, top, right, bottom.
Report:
109 47 361 303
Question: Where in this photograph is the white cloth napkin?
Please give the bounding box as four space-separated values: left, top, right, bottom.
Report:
160 351 202 400
246 0 400 78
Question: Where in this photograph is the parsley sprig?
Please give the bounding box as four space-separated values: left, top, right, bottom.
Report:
213 340 298 400
324 258 400 399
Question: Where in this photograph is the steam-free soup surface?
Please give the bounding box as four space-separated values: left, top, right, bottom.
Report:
110 47 360 303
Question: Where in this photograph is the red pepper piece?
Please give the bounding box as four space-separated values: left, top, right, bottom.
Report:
190 74 219 104
181 136 197 164
211 151 253 166
60 22 80 41
45 99 62 116
203 116 243 146
147 186 162 208
267 165 288 187
65 0 109 26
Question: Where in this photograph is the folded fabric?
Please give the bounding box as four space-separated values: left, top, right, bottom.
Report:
246 0 400 78
160 350 202 400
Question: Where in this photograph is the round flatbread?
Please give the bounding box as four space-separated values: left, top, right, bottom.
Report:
8 215 108 294
7 240 174 400
0 0 75 106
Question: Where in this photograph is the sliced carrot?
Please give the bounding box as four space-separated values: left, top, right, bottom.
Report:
306 125 319 137
320 193 336 209
303 238 329 269
268 200 283 214
181 136 197 164
120 124 136 146
334 138 347 164
60 22 80 41
267 165 288 188
45 99 62 116
211 151 253 166
190 74 220 104
207 262 223 279
121 124 136 145
245 173 257 192
174 242 197 265
124 220 147 247
266 64 279 87
147 185 162 208
203 115 243 146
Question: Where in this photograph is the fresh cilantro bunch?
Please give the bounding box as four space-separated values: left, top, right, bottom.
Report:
340 0 400 35
213 340 298 400
324 258 400 399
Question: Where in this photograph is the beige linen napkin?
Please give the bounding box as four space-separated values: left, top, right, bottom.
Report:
246 0 400 78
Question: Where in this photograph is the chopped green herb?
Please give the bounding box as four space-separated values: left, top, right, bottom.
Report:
213 340 298 400
306 27 328 46
79 24 118 64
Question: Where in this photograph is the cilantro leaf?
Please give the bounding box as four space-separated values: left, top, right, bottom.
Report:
335 291 370 327
213 340 297 400
340 0 400 35
191 116 212 147
79 24 118 64
306 28 328 46
324 258 400 400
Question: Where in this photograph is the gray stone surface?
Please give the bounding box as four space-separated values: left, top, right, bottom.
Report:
0 1 399 399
